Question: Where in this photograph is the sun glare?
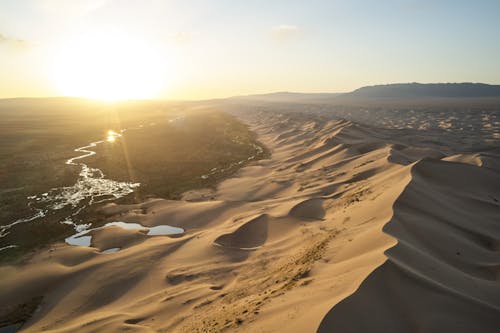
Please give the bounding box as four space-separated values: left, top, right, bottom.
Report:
52 30 169 101
107 130 118 142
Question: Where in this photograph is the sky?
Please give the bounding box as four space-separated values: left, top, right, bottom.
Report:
0 0 499 100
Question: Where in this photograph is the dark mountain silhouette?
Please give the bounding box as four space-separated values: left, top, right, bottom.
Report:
341 83 500 99
229 83 500 104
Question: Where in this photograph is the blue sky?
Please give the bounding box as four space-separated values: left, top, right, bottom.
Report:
0 0 499 99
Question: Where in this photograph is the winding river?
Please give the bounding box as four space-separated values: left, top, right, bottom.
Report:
0 114 262 252
0 129 140 249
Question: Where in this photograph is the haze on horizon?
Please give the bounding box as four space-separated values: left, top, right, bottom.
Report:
1 0 499 101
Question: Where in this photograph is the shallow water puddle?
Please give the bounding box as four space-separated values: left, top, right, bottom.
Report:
0 130 139 242
101 247 120 254
0 115 199 252
147 225 184 235
65 221 184 252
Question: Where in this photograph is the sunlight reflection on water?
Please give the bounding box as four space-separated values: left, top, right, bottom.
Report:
0 129 139 242
65 221 184 251
107 130 119 142
1 117 188 252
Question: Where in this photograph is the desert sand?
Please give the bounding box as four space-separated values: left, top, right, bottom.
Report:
1 107 499 332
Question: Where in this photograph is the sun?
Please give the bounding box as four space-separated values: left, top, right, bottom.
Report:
52 30 169 101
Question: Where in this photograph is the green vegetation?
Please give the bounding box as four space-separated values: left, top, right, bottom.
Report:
88 111 267 200
0 98 267 262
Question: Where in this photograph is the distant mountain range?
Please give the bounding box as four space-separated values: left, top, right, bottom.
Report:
233 83 500 102
230 83 500 107
342 83 500 99
2 83 500 105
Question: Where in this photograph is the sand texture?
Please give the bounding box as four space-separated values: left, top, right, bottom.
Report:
1 108 499 332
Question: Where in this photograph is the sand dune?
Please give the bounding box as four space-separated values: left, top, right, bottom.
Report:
1 106 499 332
318 158 500 333
214 214 269 250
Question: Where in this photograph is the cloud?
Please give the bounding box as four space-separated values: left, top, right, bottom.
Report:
271 24 301 40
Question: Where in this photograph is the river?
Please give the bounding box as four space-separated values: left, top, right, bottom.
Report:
0 128 140 250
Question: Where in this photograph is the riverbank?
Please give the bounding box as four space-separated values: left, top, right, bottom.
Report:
0 98 267 263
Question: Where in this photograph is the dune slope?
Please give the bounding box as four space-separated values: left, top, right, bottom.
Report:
318 158 500 333
1 107 499 333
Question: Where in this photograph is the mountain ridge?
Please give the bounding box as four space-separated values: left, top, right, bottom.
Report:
342 82 500 99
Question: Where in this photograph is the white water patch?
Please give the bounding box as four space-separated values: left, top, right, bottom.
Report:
65 221 184 251
35 165 139 211
0 114 187 250
147 225 184 236
0 245 18 252
1 129 140 242
65 231 92 247
101 247 120 254
0 208 46 237
65 140 104 166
